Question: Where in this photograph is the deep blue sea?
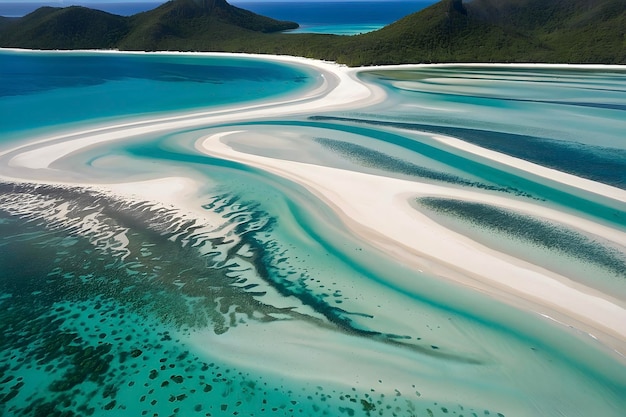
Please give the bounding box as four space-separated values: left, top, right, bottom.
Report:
0 1 438 34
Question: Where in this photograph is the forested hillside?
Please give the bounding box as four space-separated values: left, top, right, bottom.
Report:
0 0 624 65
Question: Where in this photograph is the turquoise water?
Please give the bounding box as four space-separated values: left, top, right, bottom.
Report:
0 50 319 136
0 51 625 417
288 24 385 35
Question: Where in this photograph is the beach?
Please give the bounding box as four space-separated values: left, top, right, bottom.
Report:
199 127 626 353
1 49 625 416
3 52 624 349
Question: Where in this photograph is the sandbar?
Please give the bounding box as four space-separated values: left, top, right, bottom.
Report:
197 128 626 359
1 50 624 360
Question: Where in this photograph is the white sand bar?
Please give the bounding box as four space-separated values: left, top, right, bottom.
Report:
1 52 624 360
198 126 626 359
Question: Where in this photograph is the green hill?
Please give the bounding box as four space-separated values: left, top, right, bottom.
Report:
0 16 16 30
0 6 129 49
0 0 298 51
198 0 626 65
0 0 623 65
118 0 298 51
326 0 626 65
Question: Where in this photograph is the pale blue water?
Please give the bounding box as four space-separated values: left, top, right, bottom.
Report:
358 67 626 174
0 51 625 417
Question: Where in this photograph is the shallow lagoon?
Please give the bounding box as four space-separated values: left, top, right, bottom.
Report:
0 50 624 417
0 50 320 137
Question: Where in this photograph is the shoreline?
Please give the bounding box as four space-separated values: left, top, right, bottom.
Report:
3 47 626 68
0 50 381 182
1 49 625 361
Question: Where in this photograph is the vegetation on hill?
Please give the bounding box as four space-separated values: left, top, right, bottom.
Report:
0 0 623 65
118 0 298 51
0 16 16 30
0 6 129 49
0 0 298 51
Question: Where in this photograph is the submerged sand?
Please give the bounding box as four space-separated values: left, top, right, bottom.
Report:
198 128 626 357
1 50 624 361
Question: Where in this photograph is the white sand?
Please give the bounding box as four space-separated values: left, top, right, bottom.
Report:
1 50 624 358
0 51 381 179
197 130 626 358
429 133 626 206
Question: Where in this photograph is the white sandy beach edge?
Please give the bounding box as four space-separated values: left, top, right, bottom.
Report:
197 129 626 359
1 50 624 359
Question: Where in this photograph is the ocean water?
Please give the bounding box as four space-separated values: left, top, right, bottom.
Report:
357 67 626 190
0 1 438 35
0 50 625 417
232 1 438 34
0 50 320 137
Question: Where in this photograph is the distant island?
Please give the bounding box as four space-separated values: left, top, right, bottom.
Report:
0 0 624 66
